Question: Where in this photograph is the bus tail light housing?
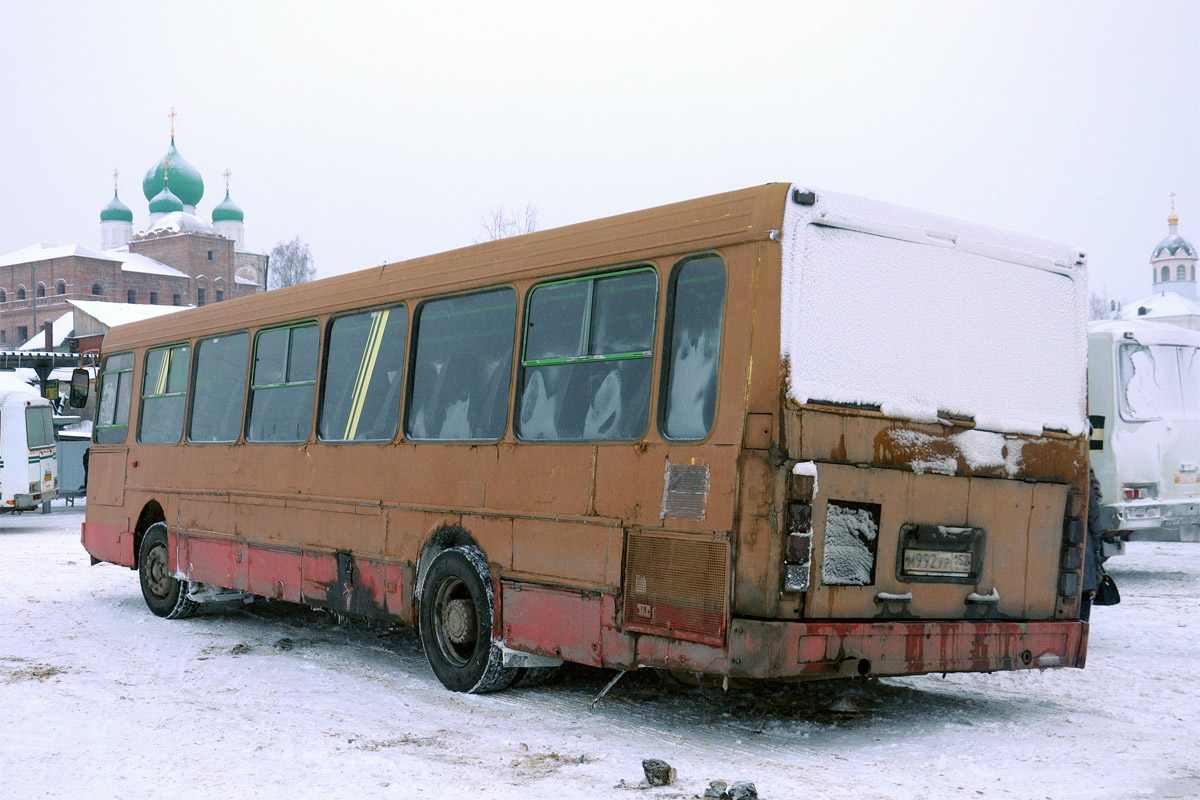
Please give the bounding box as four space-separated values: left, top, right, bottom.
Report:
782 502 813 593
1122 484 1156 500
1056 487 1087 613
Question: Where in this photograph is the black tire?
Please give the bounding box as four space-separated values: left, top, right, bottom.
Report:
418 546 516 693
138 523 198 619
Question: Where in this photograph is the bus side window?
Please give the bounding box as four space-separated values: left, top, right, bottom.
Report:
319 305 408 442
95 351 134 444
247 323 319 443
517 268 657 442
405 288 516 441
189 333 249 443
660 255 726 441
138 343 191 444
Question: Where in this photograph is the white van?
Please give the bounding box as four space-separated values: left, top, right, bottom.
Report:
0 386 59 511
1088 319 1200 554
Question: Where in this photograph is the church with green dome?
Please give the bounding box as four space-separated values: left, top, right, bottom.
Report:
0 111 267 348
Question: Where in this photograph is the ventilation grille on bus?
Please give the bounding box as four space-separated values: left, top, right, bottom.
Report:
661 462 710 520
622 530 729 646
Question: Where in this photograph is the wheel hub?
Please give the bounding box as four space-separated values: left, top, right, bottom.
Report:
443 598 476 645
145 543 172 599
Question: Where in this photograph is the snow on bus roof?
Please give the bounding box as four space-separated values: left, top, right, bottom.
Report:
1090 318 1200 346
780 185 1088 436
0 372 37 395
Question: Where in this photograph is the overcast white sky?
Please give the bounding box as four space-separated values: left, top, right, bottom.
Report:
1 1 1196 303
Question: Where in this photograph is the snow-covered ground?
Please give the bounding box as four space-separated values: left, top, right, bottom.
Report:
2 506 1197 800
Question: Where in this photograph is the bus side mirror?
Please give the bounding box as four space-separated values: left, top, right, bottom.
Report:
68 368 89 408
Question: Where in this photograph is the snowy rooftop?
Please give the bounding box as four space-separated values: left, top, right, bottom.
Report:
0 242 121 269
136 211 216 238
108 247 189 277
67 299 190 328
0 242 186 278
16 311 74 350
1121 291 1200 320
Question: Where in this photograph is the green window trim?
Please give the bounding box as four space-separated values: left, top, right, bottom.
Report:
250 322 318 390
522 350 651 368
251 380 317 391
515 266 659 443
520 266 657 367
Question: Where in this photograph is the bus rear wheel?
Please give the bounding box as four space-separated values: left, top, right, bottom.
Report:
138 523 198 619
419 546 516 693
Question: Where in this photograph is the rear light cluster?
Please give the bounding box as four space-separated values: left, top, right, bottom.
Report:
1057 515 1083 599
782 469 817 594
783 502 813 593
1055 486 1088 617
1122 484 1156 500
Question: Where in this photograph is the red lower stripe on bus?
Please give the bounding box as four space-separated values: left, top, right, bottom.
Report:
170 532 406 620
500 582 1086 678
81 521 135 568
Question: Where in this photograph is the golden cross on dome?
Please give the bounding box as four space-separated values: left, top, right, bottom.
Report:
168 107 177 138
223 168 232 193
113 168 119 193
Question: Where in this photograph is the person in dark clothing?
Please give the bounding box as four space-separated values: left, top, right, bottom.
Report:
81 447 89 493
1081 468 1119 621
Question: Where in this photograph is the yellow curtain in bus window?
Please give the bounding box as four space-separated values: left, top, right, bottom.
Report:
319 306 407 442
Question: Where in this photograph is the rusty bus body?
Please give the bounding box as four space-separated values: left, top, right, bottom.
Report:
82 184 1090 691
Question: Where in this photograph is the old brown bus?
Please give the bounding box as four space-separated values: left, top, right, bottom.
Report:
82 184 1090 692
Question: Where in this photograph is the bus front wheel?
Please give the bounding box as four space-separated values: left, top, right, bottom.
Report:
419 546 516 693
138 523 198 620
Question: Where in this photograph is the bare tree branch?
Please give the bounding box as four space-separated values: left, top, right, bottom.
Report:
268 236 317 290
478 204 540 241
1089 289 1121 321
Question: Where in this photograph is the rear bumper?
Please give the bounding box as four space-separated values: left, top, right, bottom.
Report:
1102 499 1200 536
7 489 57 510
723 618 1088 680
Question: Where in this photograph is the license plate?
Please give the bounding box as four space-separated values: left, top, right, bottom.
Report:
1175 473 1200 485
903 549 972 577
